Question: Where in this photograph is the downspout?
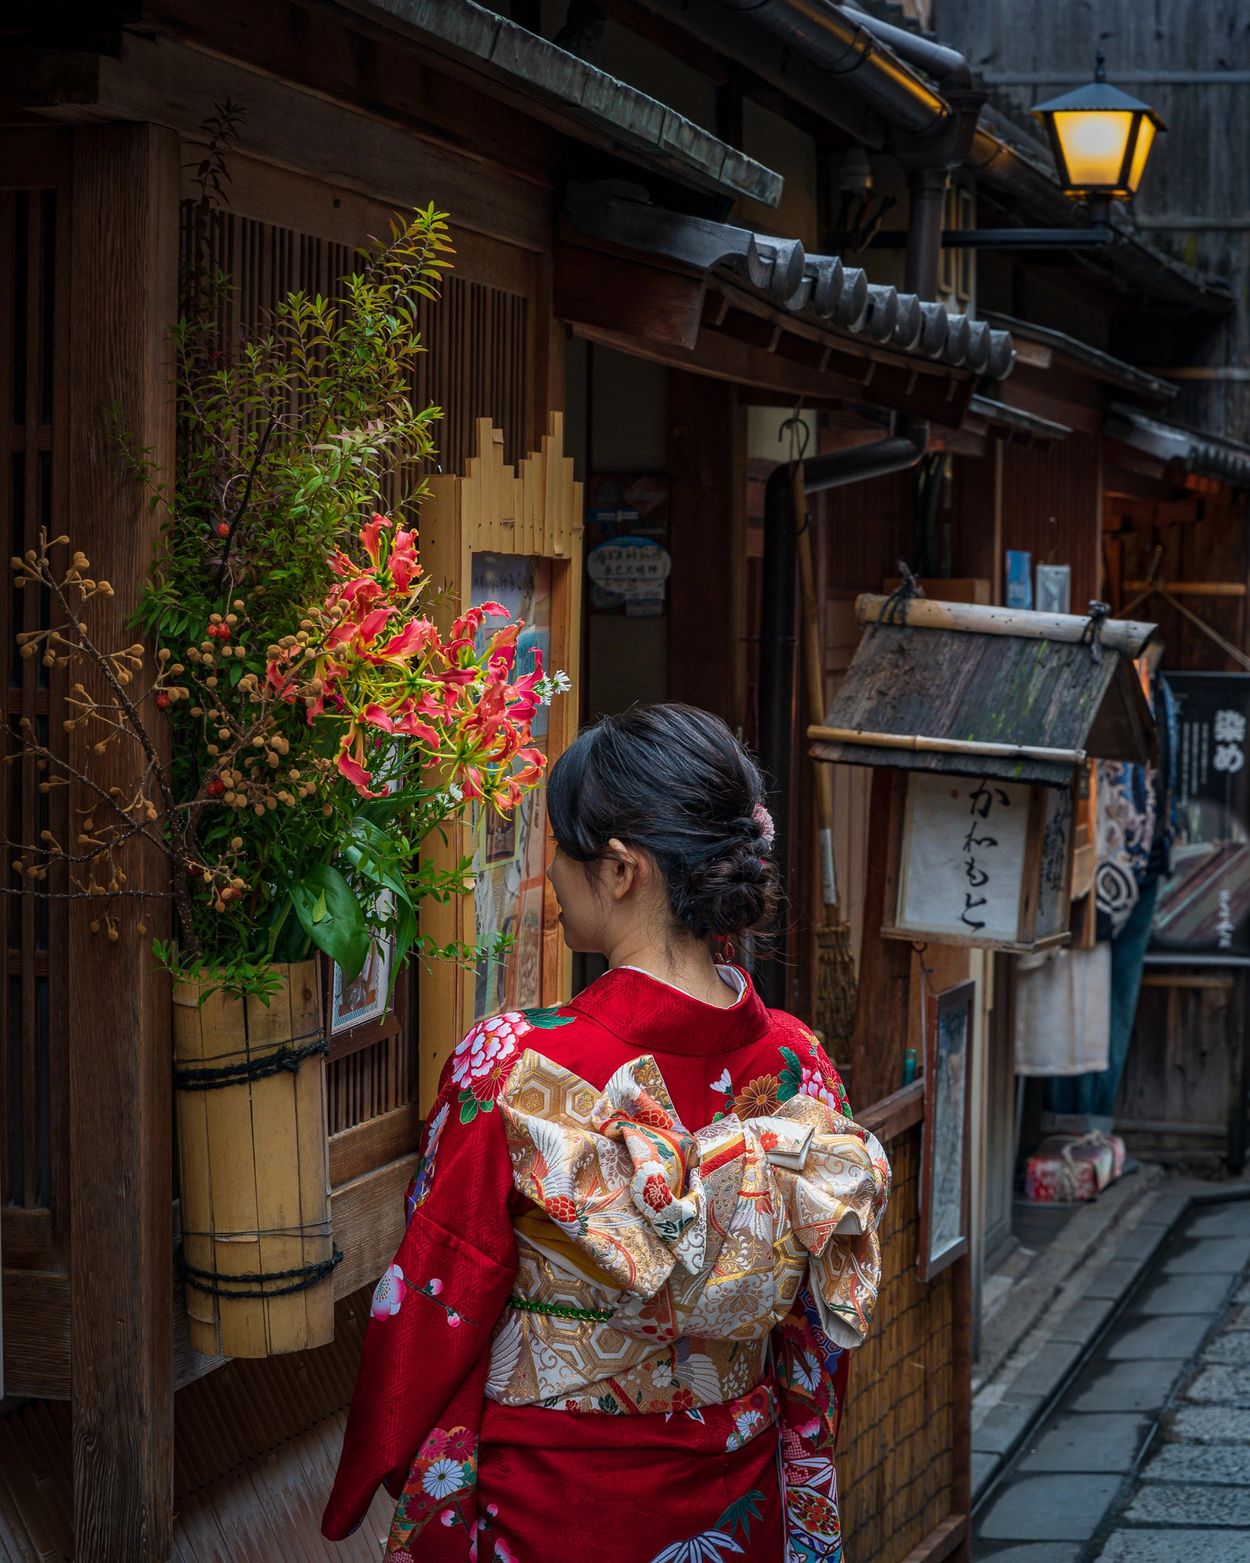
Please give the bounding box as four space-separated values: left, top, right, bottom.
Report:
836 3 985 301
755 418 928 1008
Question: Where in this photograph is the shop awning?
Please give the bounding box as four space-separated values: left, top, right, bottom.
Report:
558 183 1015 426
1104 404 1250 491
809 595 1157 787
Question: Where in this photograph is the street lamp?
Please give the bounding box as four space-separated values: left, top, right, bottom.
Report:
1032 53 1165 220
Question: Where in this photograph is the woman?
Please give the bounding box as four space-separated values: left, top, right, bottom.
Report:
323 703 890 1562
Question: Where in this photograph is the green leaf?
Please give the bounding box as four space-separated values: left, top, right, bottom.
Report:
777 1044 804 1102
715 1490 764 1544
387 899 417 1009
522 1006 574 1030
289 864 370 980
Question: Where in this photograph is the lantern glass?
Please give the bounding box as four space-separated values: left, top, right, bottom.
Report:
1127 116 1156 194
1051 108 1135 191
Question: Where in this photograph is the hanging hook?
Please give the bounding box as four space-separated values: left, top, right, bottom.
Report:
777 402 810 464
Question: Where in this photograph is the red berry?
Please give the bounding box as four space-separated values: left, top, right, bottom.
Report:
206 778 225 798
155 691 170 709
215 522 230 539
217 624 230 641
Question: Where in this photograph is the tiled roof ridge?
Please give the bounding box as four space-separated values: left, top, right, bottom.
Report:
565 181 1015 379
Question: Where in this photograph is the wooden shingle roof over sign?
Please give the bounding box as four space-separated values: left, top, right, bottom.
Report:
810 596 1157 788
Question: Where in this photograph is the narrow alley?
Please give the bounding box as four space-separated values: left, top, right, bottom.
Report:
975 1195 1250 1562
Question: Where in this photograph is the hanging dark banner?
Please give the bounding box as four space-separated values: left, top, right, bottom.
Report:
1149 671 1250 966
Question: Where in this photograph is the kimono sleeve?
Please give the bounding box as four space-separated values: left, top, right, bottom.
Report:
322 1032 520 1543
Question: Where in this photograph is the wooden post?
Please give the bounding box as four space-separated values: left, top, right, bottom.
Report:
66 123 178 1563
851 770 913 1108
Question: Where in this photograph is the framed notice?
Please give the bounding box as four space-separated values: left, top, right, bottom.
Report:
884 771 1074 953
919 981 973 1281
1148 671 1250 966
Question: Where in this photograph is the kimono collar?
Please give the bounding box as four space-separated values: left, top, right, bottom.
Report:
566 964 771 1056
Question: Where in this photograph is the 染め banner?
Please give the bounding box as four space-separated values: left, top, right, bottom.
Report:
1150 671 1250 966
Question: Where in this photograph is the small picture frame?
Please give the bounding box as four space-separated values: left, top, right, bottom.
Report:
919 980 973 1281
331 936 393 1037
328 891 396 1051
1036 563 1072 615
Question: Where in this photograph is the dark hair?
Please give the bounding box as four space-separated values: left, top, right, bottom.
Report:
546 703 779 943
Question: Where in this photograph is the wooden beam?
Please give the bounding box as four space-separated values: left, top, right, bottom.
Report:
555 238 707 351
66 123 178 1563
18 31 552 252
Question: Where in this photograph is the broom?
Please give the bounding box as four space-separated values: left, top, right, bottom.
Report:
792 460 858 1055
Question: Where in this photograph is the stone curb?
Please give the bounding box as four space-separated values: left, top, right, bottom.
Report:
971 1177 1250 1510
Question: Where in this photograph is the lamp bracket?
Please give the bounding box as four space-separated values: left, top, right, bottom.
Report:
859 225 1115 252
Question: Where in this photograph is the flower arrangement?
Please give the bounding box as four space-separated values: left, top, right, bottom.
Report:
5 108 561 1000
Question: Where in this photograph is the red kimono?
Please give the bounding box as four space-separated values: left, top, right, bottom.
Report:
323 966 891 1563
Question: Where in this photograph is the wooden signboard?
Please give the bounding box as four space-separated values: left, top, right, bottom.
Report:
882 770 1075 954
417 417 583 1113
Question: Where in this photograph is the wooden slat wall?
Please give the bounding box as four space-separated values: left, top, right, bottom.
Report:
955 433 1103 610
0 149 71 1282
839 1125 963 1563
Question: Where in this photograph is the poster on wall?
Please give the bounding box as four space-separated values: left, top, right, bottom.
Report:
470 552 553 1016
919 980 972 1281
584 474 669 614
1148 671 1250 966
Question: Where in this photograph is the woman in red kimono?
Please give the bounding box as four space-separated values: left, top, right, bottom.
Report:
324 703 890 1562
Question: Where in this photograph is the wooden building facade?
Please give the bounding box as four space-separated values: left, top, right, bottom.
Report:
1 1 1247 1561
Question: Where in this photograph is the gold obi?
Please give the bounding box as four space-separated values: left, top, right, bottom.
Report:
484 1051 890 1415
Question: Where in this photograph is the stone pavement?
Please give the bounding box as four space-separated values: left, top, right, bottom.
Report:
973 1196 1250 1562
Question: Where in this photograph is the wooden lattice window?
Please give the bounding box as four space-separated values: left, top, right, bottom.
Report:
180 205 532 472
1 179 70 1265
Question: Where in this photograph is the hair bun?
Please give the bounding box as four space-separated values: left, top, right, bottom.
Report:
676 839 777 942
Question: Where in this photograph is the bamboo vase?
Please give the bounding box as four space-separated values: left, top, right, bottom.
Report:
173 958 335 1357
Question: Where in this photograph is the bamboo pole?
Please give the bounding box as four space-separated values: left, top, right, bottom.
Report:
808 724 1086 766
793 462 858 1053
1123 580 1246 598
856 593 1155 655
794 465 839 914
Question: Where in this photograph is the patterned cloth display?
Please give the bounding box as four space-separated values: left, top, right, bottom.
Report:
323 965 891 1562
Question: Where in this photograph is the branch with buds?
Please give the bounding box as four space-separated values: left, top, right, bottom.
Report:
3 530 297 956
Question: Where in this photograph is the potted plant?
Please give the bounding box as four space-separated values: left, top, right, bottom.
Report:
6 124 560 1354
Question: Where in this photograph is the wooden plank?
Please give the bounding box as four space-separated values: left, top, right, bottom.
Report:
290 962 333 1350
330 1154 417 1298
244 970 296 1355
328 1101 422 1187
897 1514 969 1563
0 1206 53 1266
860 1079 925 1141
66 122 178 1563
1 1268 70 1398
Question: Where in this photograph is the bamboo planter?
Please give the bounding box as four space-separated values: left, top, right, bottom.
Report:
173 958 336 1357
